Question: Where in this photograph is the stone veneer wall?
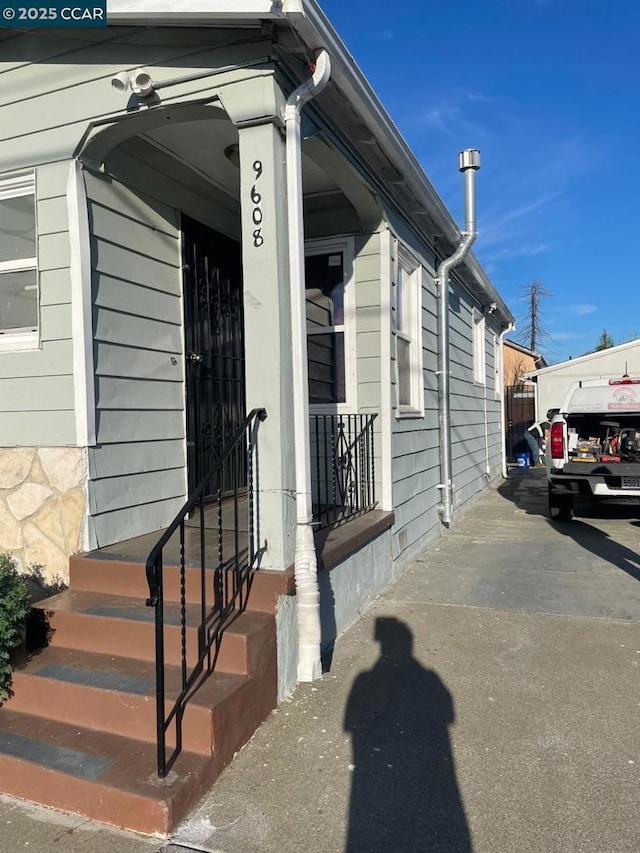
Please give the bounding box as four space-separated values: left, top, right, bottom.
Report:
0 448 86 584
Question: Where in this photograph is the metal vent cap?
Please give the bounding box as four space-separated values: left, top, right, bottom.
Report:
459 149 481 171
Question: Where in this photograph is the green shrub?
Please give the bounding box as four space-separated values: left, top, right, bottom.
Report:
0 553 31 703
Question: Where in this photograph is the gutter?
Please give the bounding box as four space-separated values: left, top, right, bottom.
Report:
287 3 512 326
436 150 480 526
499 322 515 478
285 49 332 683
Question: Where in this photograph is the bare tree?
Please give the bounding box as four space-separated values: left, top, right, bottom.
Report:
515 279 552 353
506 356 528 387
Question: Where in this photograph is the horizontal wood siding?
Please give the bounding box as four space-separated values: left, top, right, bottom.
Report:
0 28 269 172
391 239 504 565
448 282 502 515
0 161 75 447
0 27 260 450
391 239 441 565
85 164 185 548
85 139 244 549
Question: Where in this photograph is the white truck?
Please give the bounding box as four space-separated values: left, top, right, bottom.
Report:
546 375 640 520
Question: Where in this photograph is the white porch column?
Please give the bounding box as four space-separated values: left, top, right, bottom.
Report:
236 120 296 570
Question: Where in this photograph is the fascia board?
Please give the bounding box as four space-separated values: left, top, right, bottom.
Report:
505 339 541 359
108 0 286 22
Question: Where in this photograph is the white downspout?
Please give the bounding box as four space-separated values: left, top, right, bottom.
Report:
483 305 498 478
499 322 515 478
285 50 332 682
483 367 490 477
436 149 481 526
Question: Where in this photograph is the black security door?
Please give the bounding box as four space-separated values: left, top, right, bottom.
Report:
182 215 246 497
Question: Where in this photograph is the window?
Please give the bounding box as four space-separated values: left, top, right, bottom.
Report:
394 247 423 415
473 308 486 385
494 334 502 399
305 249 347 406
0 172 38 348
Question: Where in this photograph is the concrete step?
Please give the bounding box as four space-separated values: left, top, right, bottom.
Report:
69 553 293 613
0 552 279 835
31 590 272 674
0 708 216 835
8 646 258 755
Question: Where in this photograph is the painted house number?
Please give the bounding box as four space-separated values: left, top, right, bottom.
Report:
251 160 264 247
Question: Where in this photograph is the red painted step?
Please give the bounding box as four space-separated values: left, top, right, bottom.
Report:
0 709 214 835
8 646 258 754
0 551 279 835
69 553 294 613
31 589 272 673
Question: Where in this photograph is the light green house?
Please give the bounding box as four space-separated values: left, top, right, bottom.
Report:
0 0 514 833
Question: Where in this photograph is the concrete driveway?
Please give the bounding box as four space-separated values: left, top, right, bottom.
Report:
416 466 640 622
2 468 639 852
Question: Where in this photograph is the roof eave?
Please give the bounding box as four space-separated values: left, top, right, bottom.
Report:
285 2 514 325
108 0 514 325
528 338 640 378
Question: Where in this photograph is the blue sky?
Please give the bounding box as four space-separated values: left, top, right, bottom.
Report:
321 0 639 363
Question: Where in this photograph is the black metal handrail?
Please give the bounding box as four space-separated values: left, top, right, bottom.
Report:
145 407 267 778
310 413 377 529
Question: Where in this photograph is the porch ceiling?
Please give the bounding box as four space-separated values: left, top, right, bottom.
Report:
145 118 341 200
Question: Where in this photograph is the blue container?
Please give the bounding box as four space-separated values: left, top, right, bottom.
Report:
515 453 530 468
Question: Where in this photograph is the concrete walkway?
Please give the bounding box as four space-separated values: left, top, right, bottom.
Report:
2 469 639 852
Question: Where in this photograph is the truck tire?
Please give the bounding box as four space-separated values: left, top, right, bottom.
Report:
548 483 574 521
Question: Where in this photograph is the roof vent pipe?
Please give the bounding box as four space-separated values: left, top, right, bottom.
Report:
436 149 481 526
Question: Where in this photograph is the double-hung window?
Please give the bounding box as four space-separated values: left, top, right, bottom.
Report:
494 334 502 399
0 172 38 349
395 247 424 416
305 243 353 408
472 308 486 385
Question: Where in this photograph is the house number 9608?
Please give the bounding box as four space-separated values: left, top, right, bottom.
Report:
251 160 264 247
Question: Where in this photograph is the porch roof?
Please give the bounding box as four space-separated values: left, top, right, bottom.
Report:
107 0 514 327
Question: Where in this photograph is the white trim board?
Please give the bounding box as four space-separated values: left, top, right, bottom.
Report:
67 161 97 447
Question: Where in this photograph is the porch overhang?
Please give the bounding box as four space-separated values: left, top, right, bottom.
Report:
75 102 227 171
107 0 514 327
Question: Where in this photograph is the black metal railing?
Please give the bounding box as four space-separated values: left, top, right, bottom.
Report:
145 407 267 778
310 413 377 529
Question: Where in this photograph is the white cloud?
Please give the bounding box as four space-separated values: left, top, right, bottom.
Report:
570 304 597 316
416 91 492 140
484 243 550 262
552 332 585 341
480 197 557 247
466 92 497 104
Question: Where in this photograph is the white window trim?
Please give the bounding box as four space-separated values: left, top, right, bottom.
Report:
394 244 424 418
472 307 486 386
494 333 502 399
0 170 39 353
305 236 357 414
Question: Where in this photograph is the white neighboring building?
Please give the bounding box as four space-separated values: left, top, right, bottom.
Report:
527 340 640 417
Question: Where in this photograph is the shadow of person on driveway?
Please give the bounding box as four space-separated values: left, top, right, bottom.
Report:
344 617 472 853
549 518 640 583
499 469 640 583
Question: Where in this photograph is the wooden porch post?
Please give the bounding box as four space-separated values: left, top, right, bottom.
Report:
228 88 296 571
